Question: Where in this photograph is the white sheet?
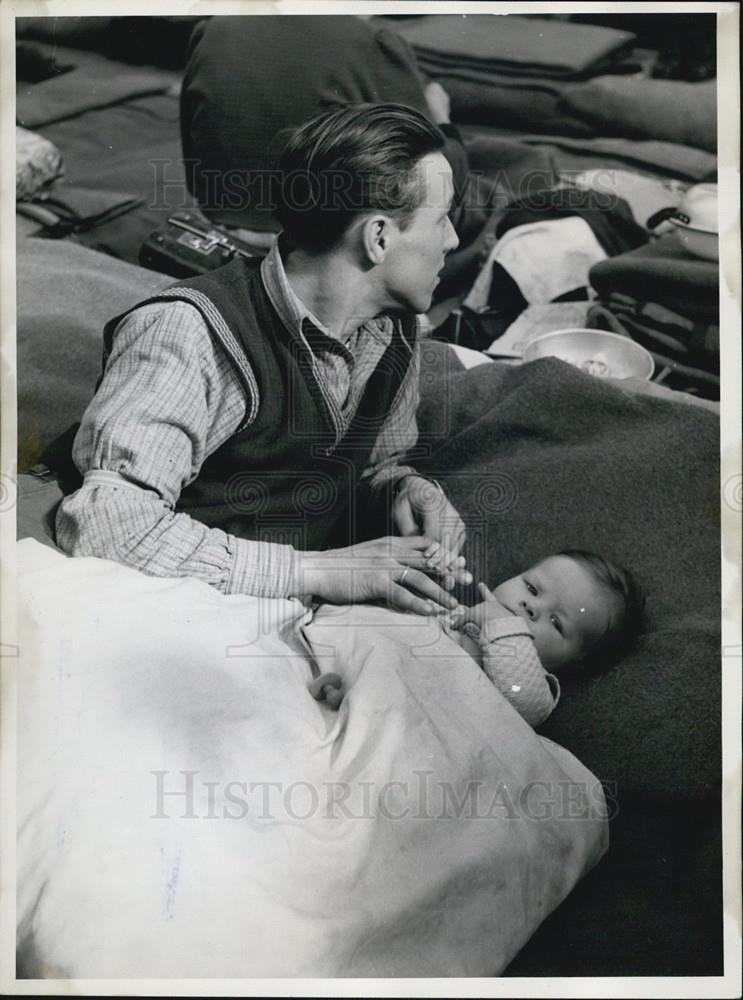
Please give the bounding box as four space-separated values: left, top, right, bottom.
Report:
15 539 608 978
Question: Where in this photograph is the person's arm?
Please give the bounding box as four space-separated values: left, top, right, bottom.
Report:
475 617 560 728
56 301 298 598
57 302 459 612
361 338 468 577
454 584 560 727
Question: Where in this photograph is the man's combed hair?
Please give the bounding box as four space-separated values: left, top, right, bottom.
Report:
273 103 445 252
557 549 646 671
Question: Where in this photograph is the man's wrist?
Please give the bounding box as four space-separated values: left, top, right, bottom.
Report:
392 474 445 501
289 549 323 599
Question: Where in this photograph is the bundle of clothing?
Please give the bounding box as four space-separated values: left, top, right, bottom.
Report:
462 182 648 347
587 235 720 398
16 125 63 201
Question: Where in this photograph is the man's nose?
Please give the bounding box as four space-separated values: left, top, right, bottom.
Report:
445 216 460 253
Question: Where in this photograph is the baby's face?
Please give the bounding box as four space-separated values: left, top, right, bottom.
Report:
493 555 616 672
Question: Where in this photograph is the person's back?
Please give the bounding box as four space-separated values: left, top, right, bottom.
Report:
181 15 430 233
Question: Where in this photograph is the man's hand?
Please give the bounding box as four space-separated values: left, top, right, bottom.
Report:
295 535 460 616
392 475 469 583
452 582 519 633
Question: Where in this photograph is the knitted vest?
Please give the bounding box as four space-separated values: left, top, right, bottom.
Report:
102 258 416 550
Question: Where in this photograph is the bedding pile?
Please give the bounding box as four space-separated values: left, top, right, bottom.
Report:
385 14 635 79
587 234 720 397
381 14 636 135
16 539 607 978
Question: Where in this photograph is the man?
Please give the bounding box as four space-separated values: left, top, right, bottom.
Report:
57 104 469 613
179 15 478 250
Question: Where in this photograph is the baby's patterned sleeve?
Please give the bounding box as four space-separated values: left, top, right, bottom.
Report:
467 616 561 728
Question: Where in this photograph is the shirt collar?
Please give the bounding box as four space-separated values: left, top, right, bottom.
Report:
260 237 394 347
260 237 334 341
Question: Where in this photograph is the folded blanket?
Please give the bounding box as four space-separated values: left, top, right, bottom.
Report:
561 76 717 152
17 238 170 470
589 234 719 317
411 350 720 806
386 15 635 78
15 539 607 977
438 71 595 135
16 43 176 128
15 125 64 200
462 126 719 187
587 302 719 398
594 294 719 362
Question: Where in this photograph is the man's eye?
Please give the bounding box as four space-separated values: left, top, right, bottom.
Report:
550 614 564 636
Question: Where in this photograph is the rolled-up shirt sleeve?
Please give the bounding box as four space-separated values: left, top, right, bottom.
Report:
55 301 299 597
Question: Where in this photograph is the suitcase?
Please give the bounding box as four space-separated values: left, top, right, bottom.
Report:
139 211 257 278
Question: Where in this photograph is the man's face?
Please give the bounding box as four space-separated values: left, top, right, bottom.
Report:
493 555 617 672
381 152 459 314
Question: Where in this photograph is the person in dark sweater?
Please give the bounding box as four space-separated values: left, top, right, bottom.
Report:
57 103 470 612
179 15 484 257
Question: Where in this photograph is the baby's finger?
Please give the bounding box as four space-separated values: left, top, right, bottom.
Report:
450 606 476 629
452 564 473 586
478 581 496 599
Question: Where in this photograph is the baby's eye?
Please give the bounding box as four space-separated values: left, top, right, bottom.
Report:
550 614 564 636
524 579 537 596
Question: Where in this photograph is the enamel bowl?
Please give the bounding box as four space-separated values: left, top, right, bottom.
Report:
669 219 719 261
669 182 718 260
523 328 655 381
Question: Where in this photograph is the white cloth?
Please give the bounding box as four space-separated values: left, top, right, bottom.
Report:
562 168 687 228
464 216 607 312
16 539 608 978
485 301 591 358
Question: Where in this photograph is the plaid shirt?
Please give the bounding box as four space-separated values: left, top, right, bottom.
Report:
56 242 420 597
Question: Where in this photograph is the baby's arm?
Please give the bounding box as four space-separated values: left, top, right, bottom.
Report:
477 618 560 728
456 584 560 727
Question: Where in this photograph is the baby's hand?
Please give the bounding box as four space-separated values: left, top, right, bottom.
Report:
452 582 517 633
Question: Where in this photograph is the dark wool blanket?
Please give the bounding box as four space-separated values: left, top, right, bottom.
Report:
384 14 635 79
16 235 722 975
416 342 722 975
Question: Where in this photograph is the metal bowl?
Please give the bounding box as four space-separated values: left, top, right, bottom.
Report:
669 218 719 261
523 328 655 381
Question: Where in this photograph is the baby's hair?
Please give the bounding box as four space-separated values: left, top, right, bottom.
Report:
556 549 646 671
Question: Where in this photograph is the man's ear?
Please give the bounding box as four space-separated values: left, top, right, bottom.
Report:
361 214 394 265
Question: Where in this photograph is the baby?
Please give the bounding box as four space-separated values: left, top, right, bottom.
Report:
311 549 644 727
